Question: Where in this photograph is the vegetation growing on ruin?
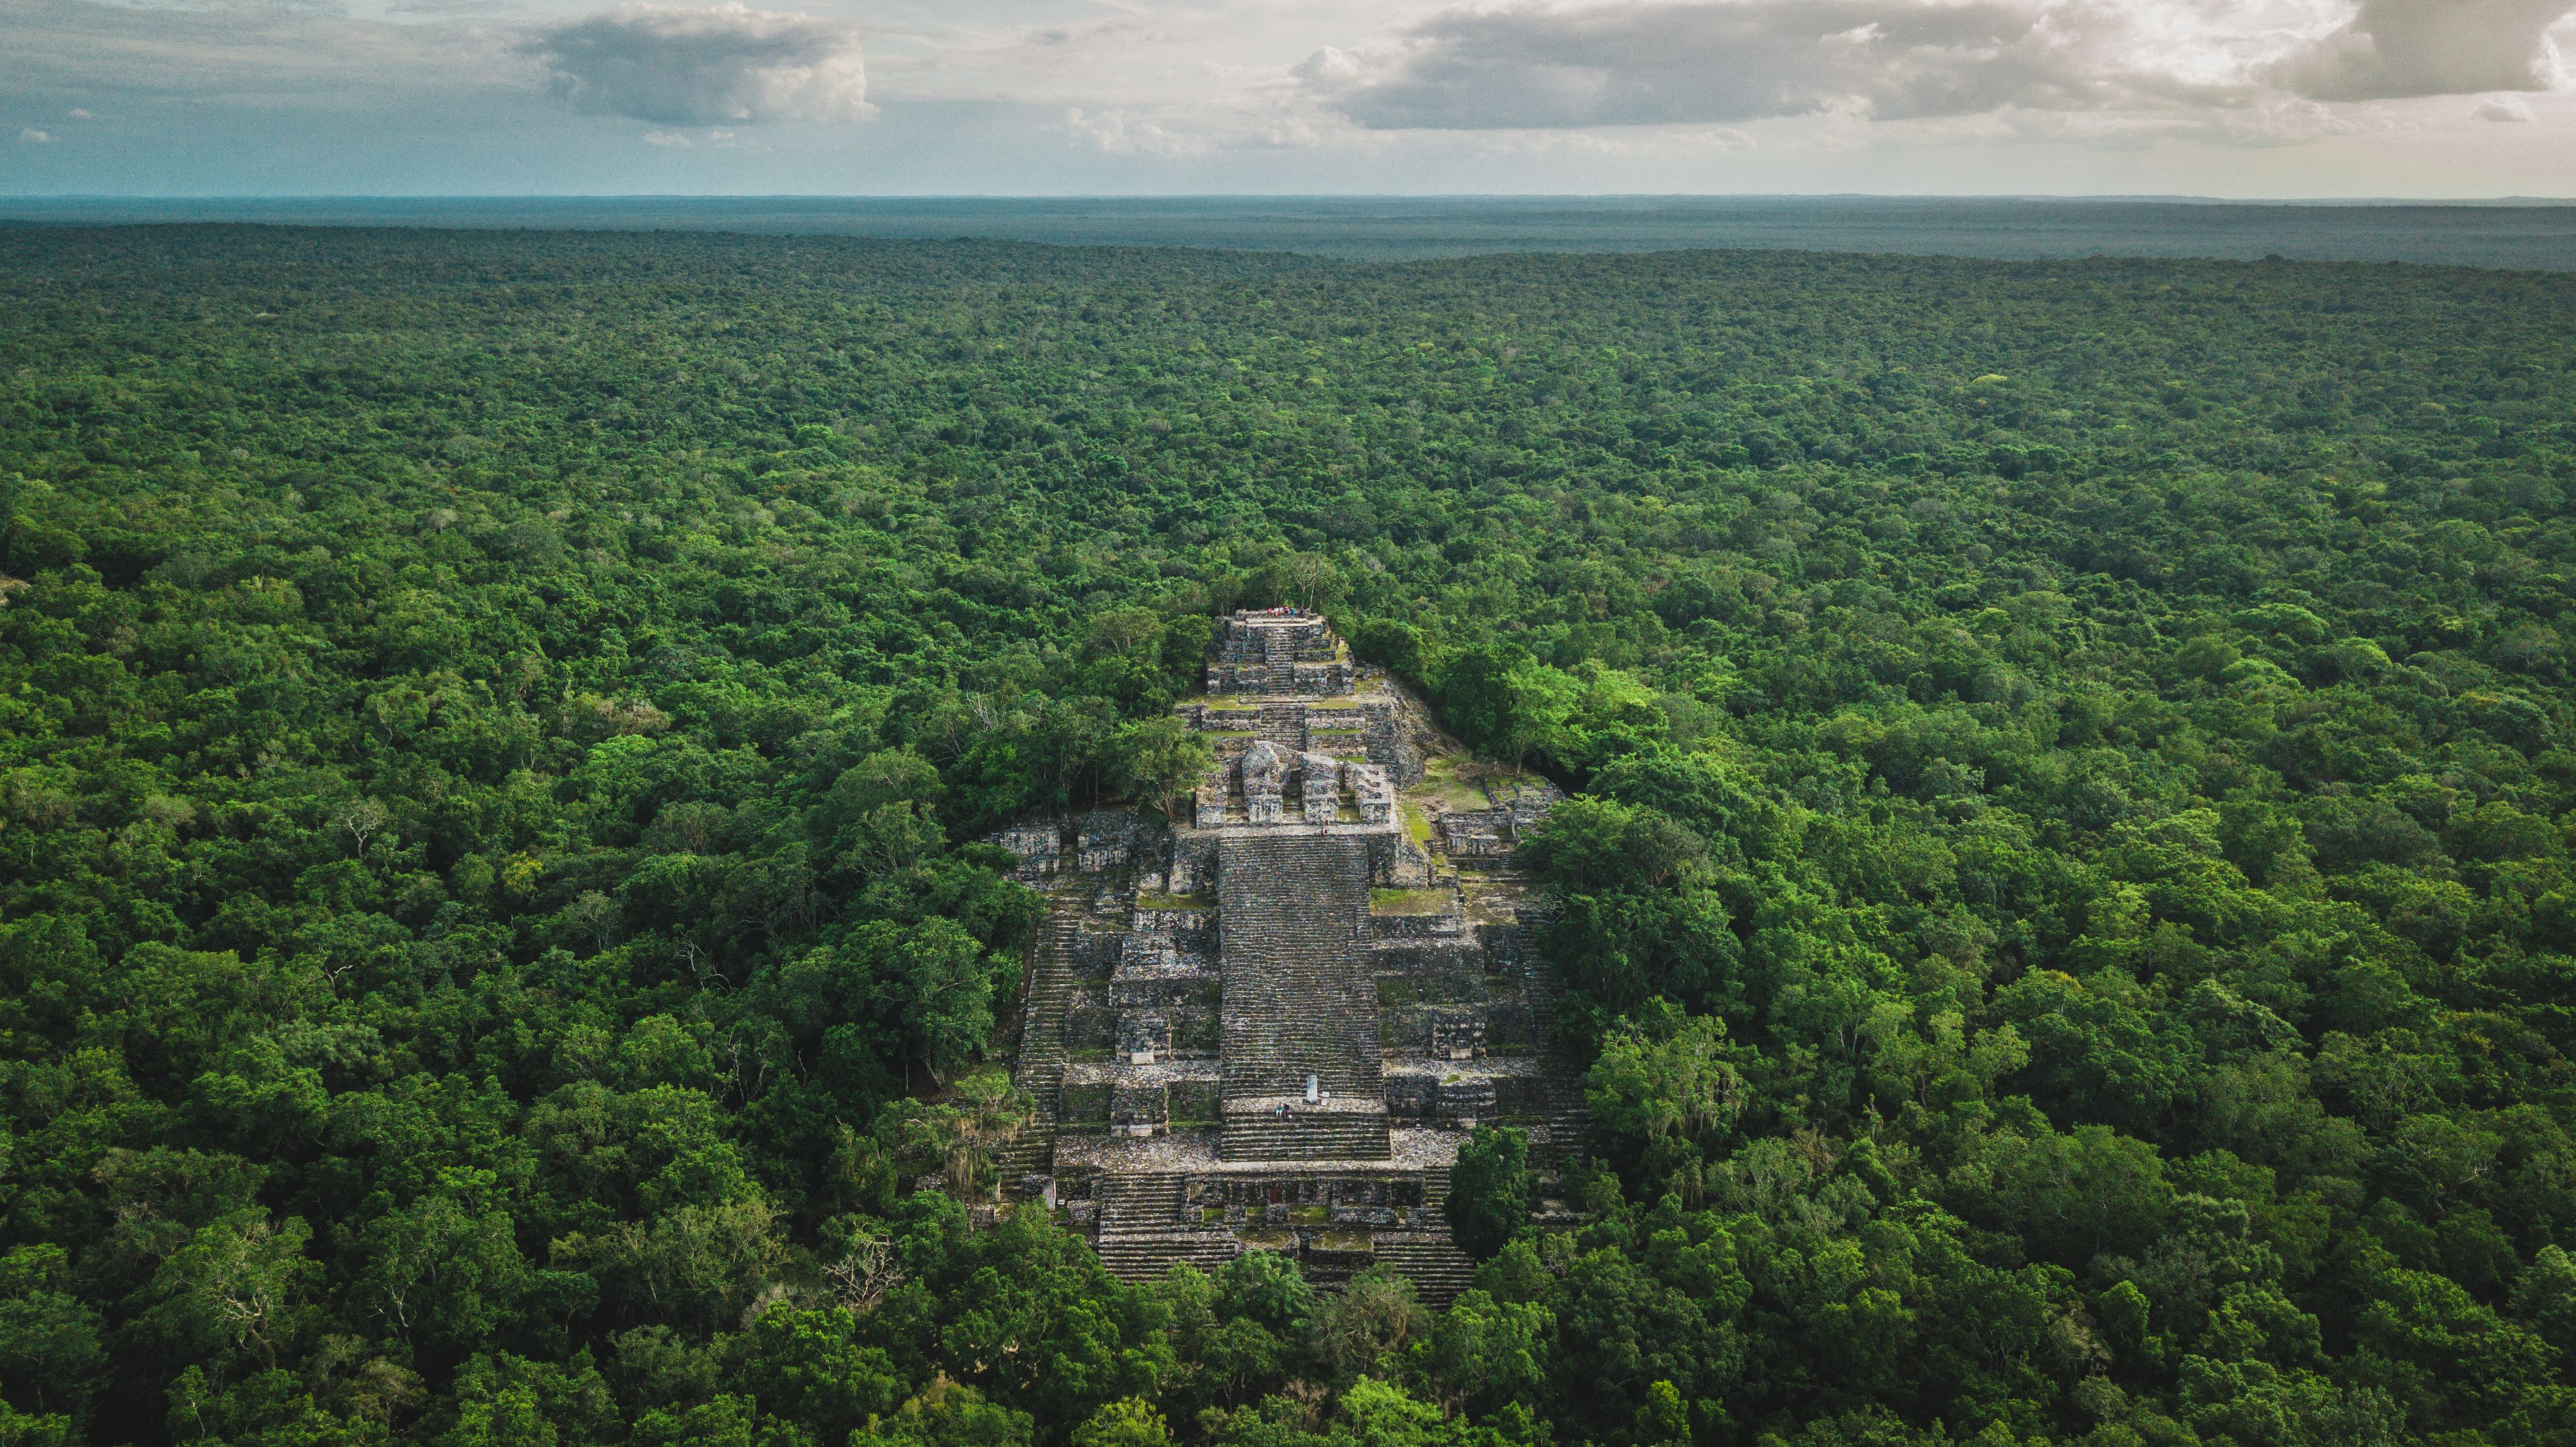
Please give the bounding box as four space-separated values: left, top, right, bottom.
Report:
5 224 2576 1443
1368 890 1455 916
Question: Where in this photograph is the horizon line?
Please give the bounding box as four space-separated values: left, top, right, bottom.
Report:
7 191 2576 207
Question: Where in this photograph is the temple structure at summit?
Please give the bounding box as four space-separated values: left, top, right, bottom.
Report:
988 610 1576 1301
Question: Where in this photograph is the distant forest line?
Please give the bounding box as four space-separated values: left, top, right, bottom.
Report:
7 195 2576 268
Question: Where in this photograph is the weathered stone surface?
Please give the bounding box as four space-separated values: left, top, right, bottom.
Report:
1346 761 1394 825
1001 610 1580 1303
1118 1012 1168 1063
1218 832 1380 1108
1205 609 1354 697
985 822 1063 880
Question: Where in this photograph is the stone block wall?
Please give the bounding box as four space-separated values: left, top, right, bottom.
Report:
1382 1073 1435 1119
1361 707 1424 788
1369 910 1464 942
1430 1016 1487 1060
1066 996 1119 1056
1439 1076 1496 1124
1168 833 1220 895
1298 751 1341 823
985 823 1063 880
1118 934 1180 974
1133 905 1215 939
1070 930 1125 980
1185 1172 1428 1219
1379 1003 1499 1056
1291 660 1357 693
1363 831 1435 889
1077 809 1151 872
1346 762 1394 825
1438 809 1512 857
1170 1078 1221 1125
1117 1013 1167 1063
1111 1084 1166 1137
1062 1082 1111 1129
1476 995 1540 1055
1382 1068 1547 1125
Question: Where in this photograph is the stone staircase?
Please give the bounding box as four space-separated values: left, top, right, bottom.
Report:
1096 1231 1244 1283
1094 1173 1241 1283
1257 703 1308 747
1532 1071 1592 1165
1506 943 1591 1164
997 891 1085 1179
1264 627 1295 694
1097 1171 1187 1233
1219 1105 1393 1161
1218 834 1382 1108
1374 1233 1476 1306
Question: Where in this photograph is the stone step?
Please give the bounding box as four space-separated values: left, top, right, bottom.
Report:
1372 1233 1477 1306
1219 833 1381 1105
1097 1171 1188 1233
997 899 1088 1177
1096 1231 1244 1284
1530 1097 1592 1165
1219 1110 1393 1162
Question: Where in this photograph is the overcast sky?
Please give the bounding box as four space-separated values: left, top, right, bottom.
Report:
5 0 2575 197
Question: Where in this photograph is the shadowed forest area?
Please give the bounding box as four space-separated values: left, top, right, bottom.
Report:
5 225 2576 1444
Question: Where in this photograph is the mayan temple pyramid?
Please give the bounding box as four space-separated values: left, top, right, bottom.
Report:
987 611 1577 1301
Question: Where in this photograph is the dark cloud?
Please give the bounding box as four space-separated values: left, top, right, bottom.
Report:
1304 0 2573 131
2274 0 2570 101
527 2 870 125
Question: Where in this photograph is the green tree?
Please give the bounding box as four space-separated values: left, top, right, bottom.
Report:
1444 1125 1532 1263
737 1308 903 1442
878 1072 1034 1199
1313 1267 1430 1378
141 1210 322 1374
0 1247 100 1423
1072 1397 1168 1447
1115 716 1214 825
1585 1011 1743 1199
1420 1289 1551 1417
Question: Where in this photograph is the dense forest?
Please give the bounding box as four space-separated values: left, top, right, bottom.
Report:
5 225 2576 1446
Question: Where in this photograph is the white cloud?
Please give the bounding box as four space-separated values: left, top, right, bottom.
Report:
1065 106 1216 156
1293 45 1371 89
1263 112 1325 148
527 3 873 125
2475 93 2537 120
18 127 54 143
1300 0 2576 131
1300 1 2236 130
65 107 91 120
642 127 693 144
